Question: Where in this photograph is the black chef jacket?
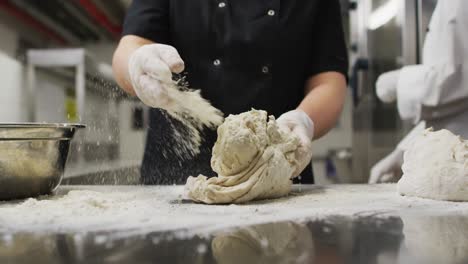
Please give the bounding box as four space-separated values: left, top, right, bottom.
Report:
123 0 348 185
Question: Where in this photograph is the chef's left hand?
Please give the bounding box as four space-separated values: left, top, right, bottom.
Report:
276 110 314 178
369 149 404 184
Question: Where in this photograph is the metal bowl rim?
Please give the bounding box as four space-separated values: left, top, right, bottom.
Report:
0 123 86 128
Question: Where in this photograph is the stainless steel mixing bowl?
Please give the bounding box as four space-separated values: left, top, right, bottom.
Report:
0 123 85 200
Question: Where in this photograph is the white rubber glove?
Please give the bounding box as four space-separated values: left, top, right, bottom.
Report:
128 44 185 108
376 69 400 103
276 110 314 178
369 122 426 184
369 149 404 184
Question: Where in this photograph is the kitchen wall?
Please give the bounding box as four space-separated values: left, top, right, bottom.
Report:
85 42 117 66
0 23 27 122
0 23 68 124
0 23 16 56
34 73 67 123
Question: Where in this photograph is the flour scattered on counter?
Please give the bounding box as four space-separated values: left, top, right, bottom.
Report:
1 185 468 237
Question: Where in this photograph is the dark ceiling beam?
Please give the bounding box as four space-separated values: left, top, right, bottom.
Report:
60 0 114 41
0 8 46 49
90 0 125 26
75 0 122 39
0 0 67 45
28 0 100 42
10 0 81 44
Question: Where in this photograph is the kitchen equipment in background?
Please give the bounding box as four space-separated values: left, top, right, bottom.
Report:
0 123 84 200
325 148 353 183
348 0 437 182
65 87 78 122
132 106 145 130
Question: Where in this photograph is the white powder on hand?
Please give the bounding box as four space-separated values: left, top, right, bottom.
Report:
185 110 301 204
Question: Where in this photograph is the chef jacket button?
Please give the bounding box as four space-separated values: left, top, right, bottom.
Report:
213 59 221 66
267 10 276 16
218 2 226 8
262 66 270 74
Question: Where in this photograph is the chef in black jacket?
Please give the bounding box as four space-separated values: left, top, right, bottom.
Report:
113 0 348 185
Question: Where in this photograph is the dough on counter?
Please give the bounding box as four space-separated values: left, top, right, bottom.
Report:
397 128 468 201
184 109 300 204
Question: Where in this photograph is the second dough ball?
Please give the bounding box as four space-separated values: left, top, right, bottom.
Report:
398 128 468 201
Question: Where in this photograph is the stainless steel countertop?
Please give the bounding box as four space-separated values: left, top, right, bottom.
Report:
1 184 467 264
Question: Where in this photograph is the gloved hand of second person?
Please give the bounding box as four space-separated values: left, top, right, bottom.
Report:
276 110 314 178
368 149 404 184
128 44 185 108
376 69 400 103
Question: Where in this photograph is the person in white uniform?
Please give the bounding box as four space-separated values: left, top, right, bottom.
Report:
369 0 468 183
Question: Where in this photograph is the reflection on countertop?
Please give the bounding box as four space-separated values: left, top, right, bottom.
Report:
1 214 467 264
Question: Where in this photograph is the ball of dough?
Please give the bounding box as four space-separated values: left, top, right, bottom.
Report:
397 129 468 201
211 110 269 176
185 109 300 204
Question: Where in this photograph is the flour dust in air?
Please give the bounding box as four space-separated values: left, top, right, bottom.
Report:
162 78 224 160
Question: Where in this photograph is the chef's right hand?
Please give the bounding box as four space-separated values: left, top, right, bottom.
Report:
128 44 185 108
376 69 400 103
369 149 404 184
276 110 314 178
